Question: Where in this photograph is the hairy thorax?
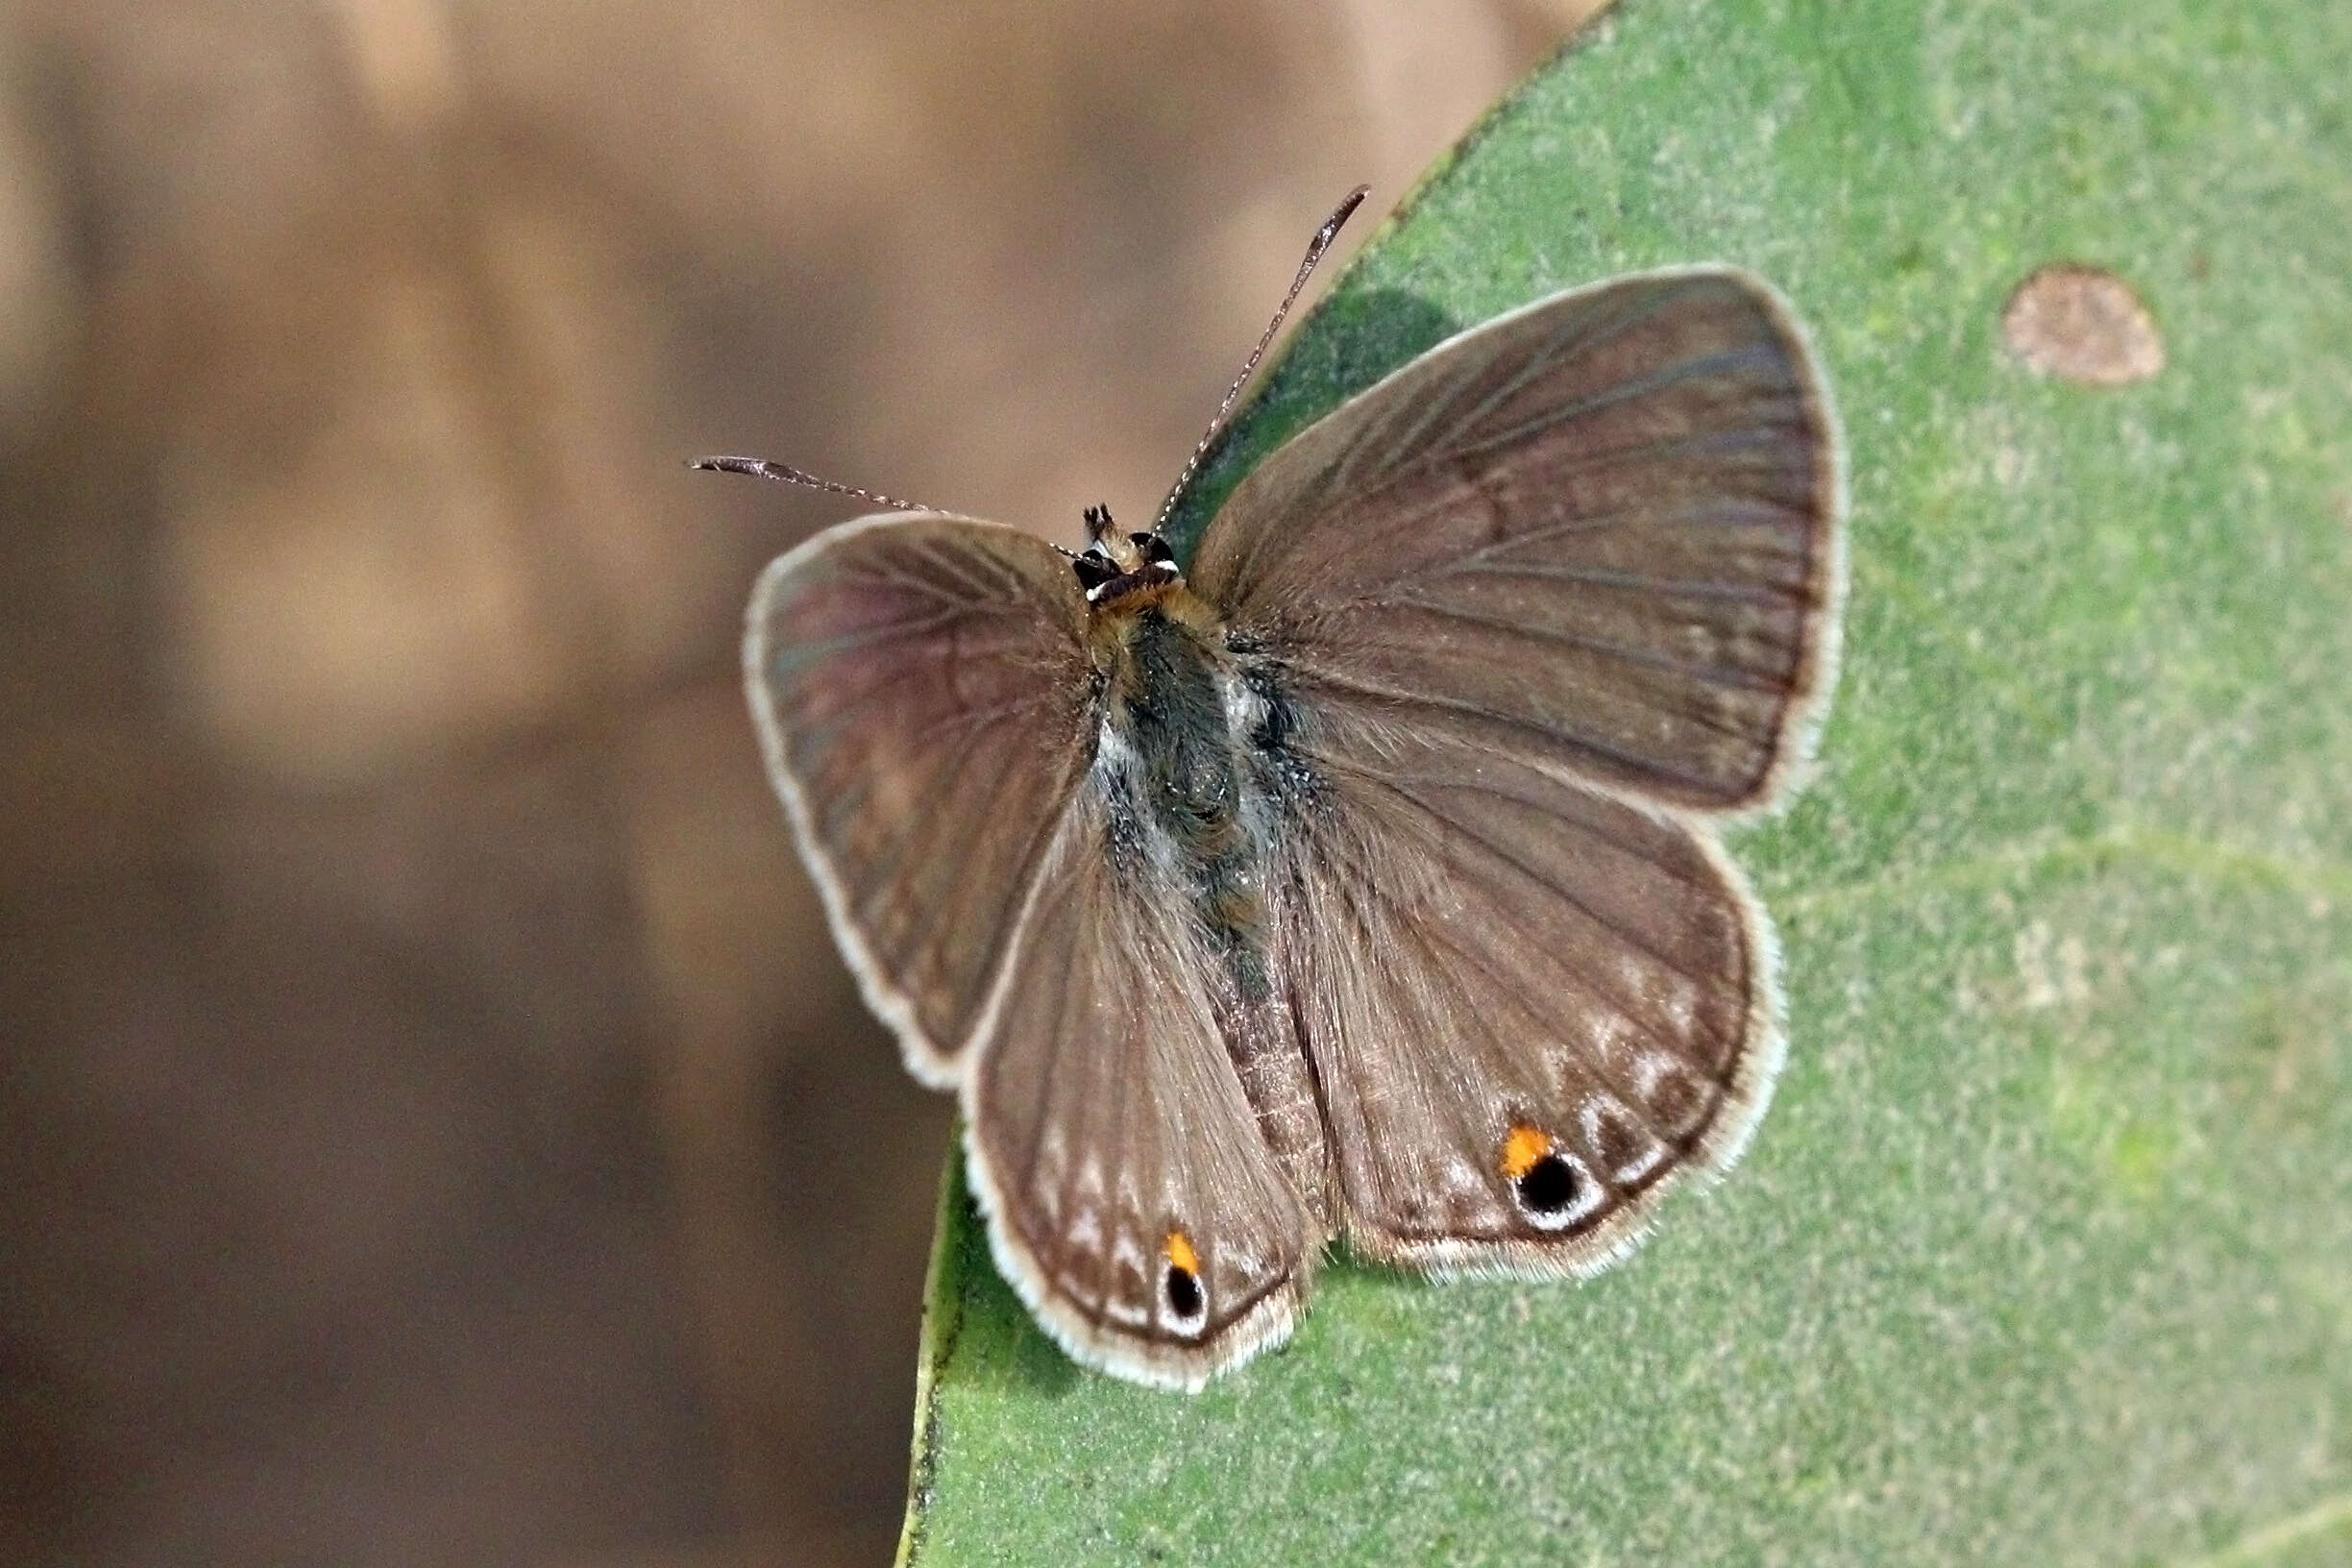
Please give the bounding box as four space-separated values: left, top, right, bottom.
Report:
1086 581 1270 982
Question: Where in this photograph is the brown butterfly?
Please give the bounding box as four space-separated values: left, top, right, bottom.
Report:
699 188 1845 1389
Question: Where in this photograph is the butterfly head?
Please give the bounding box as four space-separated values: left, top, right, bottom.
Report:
1071 503 1182 611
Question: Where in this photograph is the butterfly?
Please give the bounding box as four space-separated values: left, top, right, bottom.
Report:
698 188 1845 1389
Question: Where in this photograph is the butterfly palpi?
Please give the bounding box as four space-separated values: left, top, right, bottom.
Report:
698 188 1846 1389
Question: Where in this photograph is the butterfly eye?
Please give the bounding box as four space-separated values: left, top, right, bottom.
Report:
1129 532 1175 567
1070 552 1119 594
1163 1230 1207 1328
1500 1124 1588 1230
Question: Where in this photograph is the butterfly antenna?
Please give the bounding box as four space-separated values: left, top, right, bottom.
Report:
688 454 939 516
1151 184 1370 533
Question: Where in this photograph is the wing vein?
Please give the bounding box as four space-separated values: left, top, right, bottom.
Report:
1382 592 1788 698
1292 665 1737 796
1333 765 1744 1051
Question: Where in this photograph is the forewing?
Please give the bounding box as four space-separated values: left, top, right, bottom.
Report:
746 513 1097 1086
964 784 1319 1389
1192 268 1844 813
1268 706 1781 1277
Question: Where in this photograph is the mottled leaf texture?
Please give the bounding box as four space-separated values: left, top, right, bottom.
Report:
745 516 1096 1084
964 785 1317 1390
1193 269 1843 813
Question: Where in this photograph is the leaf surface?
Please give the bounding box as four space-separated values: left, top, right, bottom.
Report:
900 0 2352 1559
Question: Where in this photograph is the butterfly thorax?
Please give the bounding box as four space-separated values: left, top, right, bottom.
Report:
1085 575 1262 960
1077 514 1298 992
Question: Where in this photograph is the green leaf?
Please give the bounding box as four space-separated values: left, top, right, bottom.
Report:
897 0 2352 1559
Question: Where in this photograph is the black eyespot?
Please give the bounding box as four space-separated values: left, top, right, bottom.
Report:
1515 1153 1580 1215
1164 1263 1203 1319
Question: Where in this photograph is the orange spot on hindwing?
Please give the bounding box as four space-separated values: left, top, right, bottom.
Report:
1500 1123 1553 1180
1501 1123 1583 1227
1162 1229 1206 1328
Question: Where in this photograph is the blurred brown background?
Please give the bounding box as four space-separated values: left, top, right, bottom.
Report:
0 2 1599 1562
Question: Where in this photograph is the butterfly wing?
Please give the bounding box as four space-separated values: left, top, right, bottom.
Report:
1263 711 1779 1274
748 510 1316 1384
1194 267 1842 1274
745 513 1099 1086
964 780 1319 1388
1191 267 1843 814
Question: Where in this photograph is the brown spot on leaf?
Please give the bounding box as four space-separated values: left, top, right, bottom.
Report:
2003 264 2165 385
